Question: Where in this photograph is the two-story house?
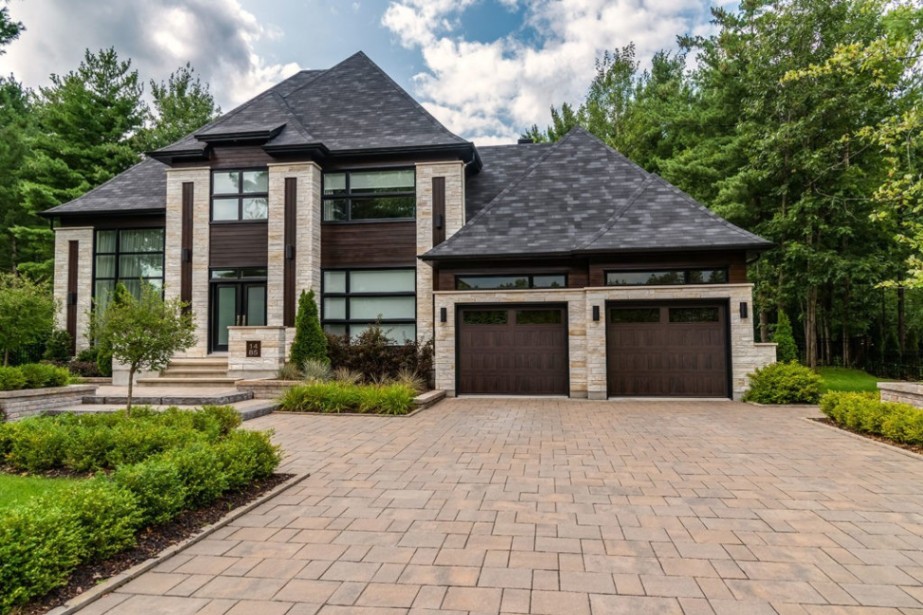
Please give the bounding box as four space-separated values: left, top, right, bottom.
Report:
43 51 776 400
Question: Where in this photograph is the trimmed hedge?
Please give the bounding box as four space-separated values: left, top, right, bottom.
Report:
820 391 923 445
0 363 70 391
279 381 416 415
743 361 823 404
0 407 279 613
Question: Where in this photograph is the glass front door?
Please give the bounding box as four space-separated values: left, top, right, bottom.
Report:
211 282 267 351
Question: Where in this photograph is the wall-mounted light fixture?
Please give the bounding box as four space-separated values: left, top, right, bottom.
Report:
592 306 600 322
739 302 748 319
285 244 295 260
181 247 192 263
440 307 447 323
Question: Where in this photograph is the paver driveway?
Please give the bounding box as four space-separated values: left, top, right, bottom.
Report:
84 399 923 614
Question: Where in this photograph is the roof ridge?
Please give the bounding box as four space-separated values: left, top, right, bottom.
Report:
578 174 655 250
267 90 315 142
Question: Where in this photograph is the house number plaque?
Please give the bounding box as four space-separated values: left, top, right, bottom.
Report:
246 341 261 357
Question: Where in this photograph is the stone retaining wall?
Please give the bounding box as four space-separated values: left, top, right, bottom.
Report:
0 385 97 421
878 382 923 408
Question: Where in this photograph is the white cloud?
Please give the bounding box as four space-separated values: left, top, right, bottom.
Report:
0 0 300 109
382 0 716 144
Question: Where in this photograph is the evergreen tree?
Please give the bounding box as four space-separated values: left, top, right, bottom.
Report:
0 1 22 52
772 311 799 363
135 63 221 152
289 290 328 368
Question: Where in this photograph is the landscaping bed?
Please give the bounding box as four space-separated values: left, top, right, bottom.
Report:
279 381 419 415
0 406 281 614
818 391 923 451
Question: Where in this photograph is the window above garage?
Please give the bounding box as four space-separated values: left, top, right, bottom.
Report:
455 273 566 290
605 268 727 286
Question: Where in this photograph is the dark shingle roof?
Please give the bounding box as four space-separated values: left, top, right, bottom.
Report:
426 127 771 260
465 142 551 218
42 157 167 216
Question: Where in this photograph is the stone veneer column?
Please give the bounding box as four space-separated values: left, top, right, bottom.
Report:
415 161 465 342
52 227 93 352
267 162 322 328
165 167 210 357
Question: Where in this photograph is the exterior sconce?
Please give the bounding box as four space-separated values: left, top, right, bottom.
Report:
739 302 748 319
440 307 447 323
181 247 192 263
592 306 600 322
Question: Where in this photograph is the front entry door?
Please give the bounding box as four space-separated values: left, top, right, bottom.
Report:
211 283 266 351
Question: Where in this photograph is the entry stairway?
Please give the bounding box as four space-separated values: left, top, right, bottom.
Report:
136 357 240 389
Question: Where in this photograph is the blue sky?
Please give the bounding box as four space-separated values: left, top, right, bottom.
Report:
0 0 726 144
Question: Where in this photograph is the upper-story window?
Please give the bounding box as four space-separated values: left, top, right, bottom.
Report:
323 169 415 222
211 169 269 221
605 268 728 286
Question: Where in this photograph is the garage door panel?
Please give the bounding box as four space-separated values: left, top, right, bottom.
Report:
458 306 568 395
607 303 728 398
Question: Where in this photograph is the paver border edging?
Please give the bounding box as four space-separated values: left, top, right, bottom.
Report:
46 472 311 615
273 403 434 419
802 416 923 461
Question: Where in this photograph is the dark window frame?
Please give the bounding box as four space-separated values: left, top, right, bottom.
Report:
454 273 568 291
322 168 416 223
604 268 729 286
92 227 166 310
321 267 417 342
210 168 269 223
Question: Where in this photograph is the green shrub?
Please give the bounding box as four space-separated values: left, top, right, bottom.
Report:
0 366 26 391
821 391 923 445
162 442 227 508
43 329 74 363
19 363 70 389
58 480 143 561
2 419 71 472
215 430 281 489
743 361 822 404
289 289 328 368
326 328 434 386
0 503 83 613
279 381 416 415
112 454 188 525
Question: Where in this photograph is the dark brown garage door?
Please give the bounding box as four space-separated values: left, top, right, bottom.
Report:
607 303 729 397
458 306 568 395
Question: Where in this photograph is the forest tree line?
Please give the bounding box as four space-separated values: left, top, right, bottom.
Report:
524 0 923 375
0 2 220 281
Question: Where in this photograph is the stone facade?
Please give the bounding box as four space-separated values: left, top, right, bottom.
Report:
228 326 289 380
415 161 465 342
267 162 322 326
0 385 97 421
878 382 923 408
164 167 211 357
433 283 776 401
53 226 93 352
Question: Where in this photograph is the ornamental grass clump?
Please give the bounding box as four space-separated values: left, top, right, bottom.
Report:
743 361 823 404
279 381 416 415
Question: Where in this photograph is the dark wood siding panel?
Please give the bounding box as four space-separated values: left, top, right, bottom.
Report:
181 183 194 307
432 177 446 246
66 241 79 355
283 177 297 327
588 251 748 286
173 146 274 169
59 214 165 229
209 223 268 267
321 222 416 267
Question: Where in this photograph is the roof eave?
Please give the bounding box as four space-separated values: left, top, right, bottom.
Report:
147 147 211 164
421 241 774 262
40 206 167 219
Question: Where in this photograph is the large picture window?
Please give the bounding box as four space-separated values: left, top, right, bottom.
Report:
322 268 416 342
211 169 269 221
605 268 728 286
94 228 165 312
323 169 415 222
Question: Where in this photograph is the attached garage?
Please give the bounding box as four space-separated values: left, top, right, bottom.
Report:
606 302 730 398
457 305 568 395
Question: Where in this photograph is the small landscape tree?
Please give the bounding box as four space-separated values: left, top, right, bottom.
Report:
772 311 799 364
289 289 327 369
95 282 196 412
0 273 55 365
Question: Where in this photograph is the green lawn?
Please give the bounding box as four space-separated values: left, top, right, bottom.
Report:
817 367 881 393
0 473 80 511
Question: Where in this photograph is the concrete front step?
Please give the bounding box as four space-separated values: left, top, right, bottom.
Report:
161 369 232 378
136 377 240 388
167 357 229 367
83 390 253 406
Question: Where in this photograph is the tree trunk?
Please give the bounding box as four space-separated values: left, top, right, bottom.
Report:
805 285 818 368
759 307 769 343
127 365 135 415
842 278 851 367
898 285 906 355
3 349 8 367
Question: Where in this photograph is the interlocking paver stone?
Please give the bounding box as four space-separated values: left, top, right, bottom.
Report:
91 399 923 614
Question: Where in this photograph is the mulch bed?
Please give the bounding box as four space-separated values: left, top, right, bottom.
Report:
811 417 923 455
19 472 293 615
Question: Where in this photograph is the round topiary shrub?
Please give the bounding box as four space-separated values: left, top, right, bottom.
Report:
743 361 823 404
